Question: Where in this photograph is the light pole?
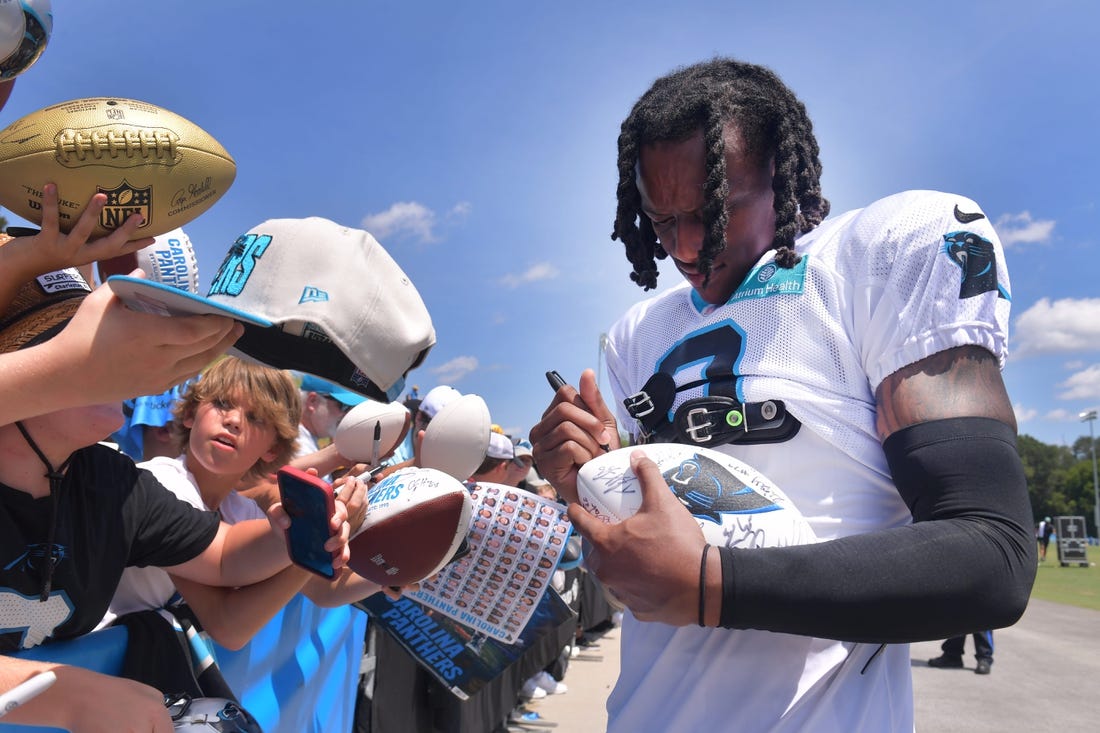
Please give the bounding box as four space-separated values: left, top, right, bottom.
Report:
1081 410 1099 536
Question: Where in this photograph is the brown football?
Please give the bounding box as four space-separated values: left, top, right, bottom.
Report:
0 97 235 238
349 467 473 587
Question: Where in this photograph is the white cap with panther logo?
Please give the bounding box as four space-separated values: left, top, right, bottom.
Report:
107 216 436 402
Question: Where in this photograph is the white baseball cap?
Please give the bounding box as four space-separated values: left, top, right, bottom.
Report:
486 431 516 460
419 385 462 420
513 438 533 462
107 217 435 402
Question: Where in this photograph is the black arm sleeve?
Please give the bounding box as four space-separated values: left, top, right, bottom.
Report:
718 417 1037 643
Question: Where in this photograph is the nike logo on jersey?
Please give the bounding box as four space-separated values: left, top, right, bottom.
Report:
953 204 986 224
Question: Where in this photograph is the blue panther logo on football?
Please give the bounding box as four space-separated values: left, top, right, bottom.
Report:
662 452 780 524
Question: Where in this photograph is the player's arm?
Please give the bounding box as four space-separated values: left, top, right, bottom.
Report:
715 345 1036 642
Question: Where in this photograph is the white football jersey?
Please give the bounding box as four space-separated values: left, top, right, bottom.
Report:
603 190 1010 732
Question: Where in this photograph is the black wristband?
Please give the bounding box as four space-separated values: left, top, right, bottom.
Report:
698 544 711 627
718 545 736 628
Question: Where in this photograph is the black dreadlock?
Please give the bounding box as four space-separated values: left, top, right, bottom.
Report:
613 57 829 291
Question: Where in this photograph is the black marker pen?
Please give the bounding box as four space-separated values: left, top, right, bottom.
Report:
545 370 567 391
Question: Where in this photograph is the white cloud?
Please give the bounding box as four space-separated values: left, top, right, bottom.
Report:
499 262 560 289
1044 408 1077 422
430 355 479 385
1012 298 1100 356
1013 403 1038 423
362 201 439 243
448 202 472 220
994 211 1055 248
361 200 471 243
1066 359 1086 370
1057 364 1100 401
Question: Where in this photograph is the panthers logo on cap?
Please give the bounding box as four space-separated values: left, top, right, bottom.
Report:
209 233 271 297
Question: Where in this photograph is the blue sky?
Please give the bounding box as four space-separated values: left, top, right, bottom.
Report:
4 0 1099 447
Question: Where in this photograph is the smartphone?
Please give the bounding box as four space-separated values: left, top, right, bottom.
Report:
277 466 337 579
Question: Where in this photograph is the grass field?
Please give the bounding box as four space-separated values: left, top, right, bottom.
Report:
1031 544 1100 612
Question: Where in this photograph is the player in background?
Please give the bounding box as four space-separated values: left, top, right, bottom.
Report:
531 57 1035 732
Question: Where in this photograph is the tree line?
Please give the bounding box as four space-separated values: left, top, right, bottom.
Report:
1019 432 1099 537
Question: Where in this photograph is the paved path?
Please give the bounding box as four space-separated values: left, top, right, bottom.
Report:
516 598 1100 731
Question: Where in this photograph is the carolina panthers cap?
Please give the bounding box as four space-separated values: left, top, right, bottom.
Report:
107 217 436 402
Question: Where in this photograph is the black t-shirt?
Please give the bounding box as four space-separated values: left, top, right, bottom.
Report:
0 444 220 651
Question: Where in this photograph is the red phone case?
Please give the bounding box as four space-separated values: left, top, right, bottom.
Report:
277 466 336 578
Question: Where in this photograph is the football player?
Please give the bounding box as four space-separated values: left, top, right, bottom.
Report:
531 57 1034 732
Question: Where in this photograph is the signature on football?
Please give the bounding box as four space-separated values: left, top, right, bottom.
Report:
722 515 766 550
587 463 640 497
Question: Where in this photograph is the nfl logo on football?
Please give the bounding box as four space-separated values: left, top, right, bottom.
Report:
98 180 152 231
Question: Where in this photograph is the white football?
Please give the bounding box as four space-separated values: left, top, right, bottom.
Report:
0 0 51 81
577 444 817 547
334 399 410 467
420 393 491 481
134 227 200 293
348 467 473 586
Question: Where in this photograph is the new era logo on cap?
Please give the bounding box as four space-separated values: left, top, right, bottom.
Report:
299 286 328 304
107 217 436 402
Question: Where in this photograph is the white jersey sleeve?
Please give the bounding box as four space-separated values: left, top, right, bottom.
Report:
841 190 1011 390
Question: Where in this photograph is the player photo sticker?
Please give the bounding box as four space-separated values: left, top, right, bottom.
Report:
408 483 573 644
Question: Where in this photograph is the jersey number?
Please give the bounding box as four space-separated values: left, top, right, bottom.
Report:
656 322 745 402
